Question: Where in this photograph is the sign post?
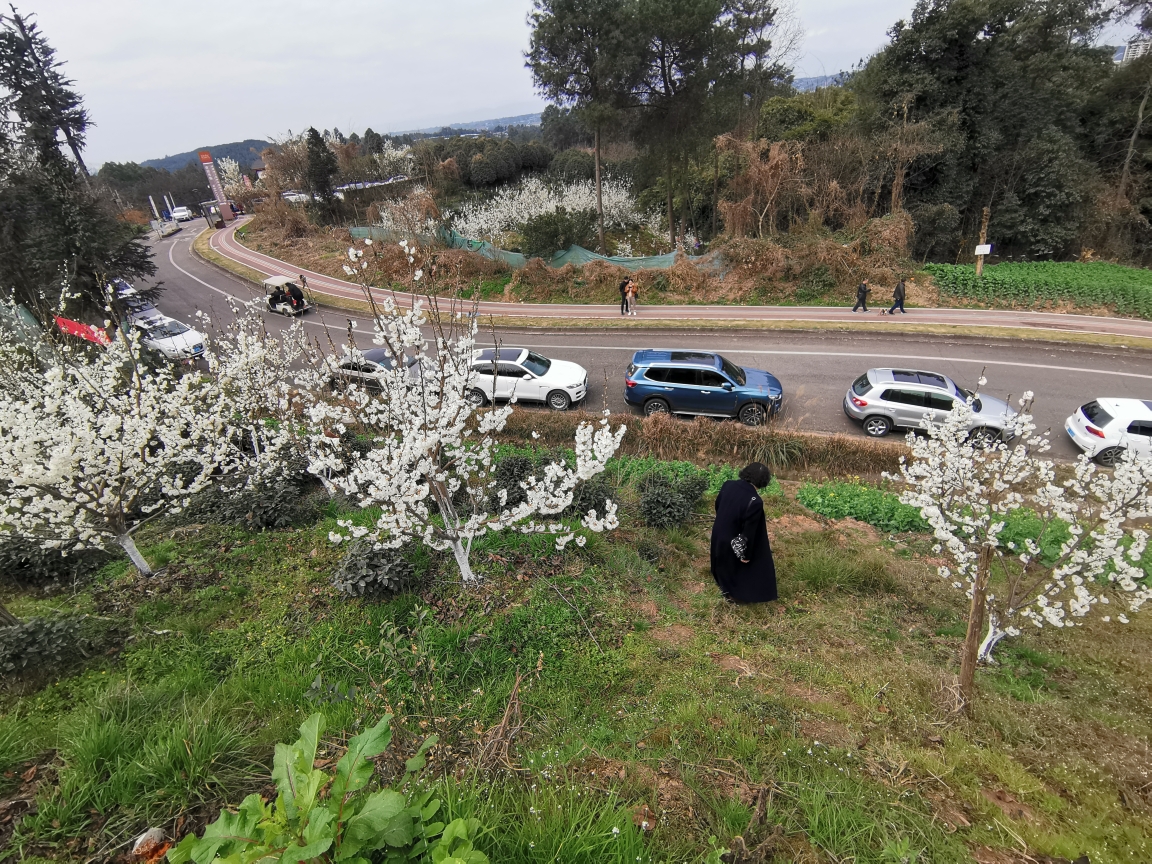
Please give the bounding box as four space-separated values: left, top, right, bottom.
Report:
198 151 234 222
975 205 991 277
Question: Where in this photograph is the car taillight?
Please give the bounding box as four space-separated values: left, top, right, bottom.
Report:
626 379 637 388
850 395 868 408
1086 425 1106 438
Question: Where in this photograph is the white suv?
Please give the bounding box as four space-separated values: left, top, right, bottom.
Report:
1066 398 1152 466
468 348 588 411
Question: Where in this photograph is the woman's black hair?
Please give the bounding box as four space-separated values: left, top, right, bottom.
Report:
739 462 773 489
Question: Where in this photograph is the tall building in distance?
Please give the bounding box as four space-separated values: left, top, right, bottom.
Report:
1120 35 1152 64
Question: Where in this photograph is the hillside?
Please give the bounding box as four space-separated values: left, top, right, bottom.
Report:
140 138 271 172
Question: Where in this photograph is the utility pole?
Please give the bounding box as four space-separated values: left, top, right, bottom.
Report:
975 206 991 278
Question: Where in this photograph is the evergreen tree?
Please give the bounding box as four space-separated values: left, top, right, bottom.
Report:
305 126 338 202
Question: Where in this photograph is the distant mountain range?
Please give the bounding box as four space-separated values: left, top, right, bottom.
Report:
396 112 543 134
794 74 848 92
140 139 271 172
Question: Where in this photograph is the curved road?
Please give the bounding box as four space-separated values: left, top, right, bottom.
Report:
151 226 1152 462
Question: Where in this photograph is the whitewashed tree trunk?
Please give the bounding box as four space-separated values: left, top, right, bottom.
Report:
977 612 1008 664
450 539 476 583
117 534 153 576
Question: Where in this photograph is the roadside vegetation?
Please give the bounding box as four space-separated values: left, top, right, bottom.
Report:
4 421 1151 863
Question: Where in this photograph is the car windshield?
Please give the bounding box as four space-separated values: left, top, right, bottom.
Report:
1082 401 1114 427
852 373 871 396
522 351 551 376
959 388 983 413
147 320 190 338
718 356 746 386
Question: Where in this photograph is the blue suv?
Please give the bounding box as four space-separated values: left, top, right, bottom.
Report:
624 350 783 425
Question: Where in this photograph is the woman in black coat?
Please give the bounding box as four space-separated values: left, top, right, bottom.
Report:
710 463 777 603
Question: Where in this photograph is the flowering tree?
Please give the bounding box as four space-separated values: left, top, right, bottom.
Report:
897 383 1152 707
314 239 625 581
0 335 237 574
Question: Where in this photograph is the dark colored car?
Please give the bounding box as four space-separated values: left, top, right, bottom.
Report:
624 349 783 425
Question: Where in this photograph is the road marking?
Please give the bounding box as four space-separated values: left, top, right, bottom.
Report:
502 343 1152 381
167 239 243 301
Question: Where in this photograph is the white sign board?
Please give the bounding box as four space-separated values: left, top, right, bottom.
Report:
974 244 992 256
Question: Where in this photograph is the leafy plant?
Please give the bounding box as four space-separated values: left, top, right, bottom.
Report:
332 539 415 598
489 455 535 511
521 206 597 260
169 713 487 864
0 615 82 675
639 470 708 528
797 481 928 533
0 535 112 589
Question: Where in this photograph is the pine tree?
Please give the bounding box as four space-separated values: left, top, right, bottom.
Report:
306 126 338 202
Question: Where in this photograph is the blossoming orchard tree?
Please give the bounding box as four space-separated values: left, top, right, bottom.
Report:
0 332 237 575
897 384 1152 707
316 239 625 581
0 301 306 576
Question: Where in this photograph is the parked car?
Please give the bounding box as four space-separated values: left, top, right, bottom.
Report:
131 316 206 361
468 348 587 410
1065 398 1152 466
170 206 194 222
330 348 417 391
110 279 163 326
843 368 1015 440
624 350 782 425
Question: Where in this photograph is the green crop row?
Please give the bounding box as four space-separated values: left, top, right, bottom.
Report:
924 261 1152 318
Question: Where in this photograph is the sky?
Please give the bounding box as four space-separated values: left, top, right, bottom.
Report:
22 0 1134 169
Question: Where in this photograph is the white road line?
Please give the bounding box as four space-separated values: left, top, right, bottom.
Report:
167 238 243 301
503 343 1152 381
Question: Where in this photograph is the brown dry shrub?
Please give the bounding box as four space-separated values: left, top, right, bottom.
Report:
251 197 313 239
498 410 904 477
117 208 151 226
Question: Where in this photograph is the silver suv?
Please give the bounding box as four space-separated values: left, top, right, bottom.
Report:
843 368 1016 439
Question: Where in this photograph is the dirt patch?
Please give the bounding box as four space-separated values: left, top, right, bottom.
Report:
651 624 695 647
632 601 659 623
770 514 823 535
710 653 757 678
798 717 856 749
980 788 1036 823
835 517 881 542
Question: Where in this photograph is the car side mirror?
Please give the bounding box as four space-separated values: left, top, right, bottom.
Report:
723 383 734 391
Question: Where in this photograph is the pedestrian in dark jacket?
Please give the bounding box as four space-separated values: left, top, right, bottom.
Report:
888 279 906 314
710 462 777 604
852 280 870 312
619 279 631 316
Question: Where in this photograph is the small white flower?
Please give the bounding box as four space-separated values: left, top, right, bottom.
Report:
414 269 423 281
363 238 373 245
612 827 620 836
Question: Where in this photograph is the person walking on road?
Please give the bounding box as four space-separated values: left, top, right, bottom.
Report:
888 278 906 315
619 279 631 316
627 280 638 316
852 279 870 312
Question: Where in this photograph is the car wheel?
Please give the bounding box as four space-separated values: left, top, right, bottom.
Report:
644 398 671 417
968 427 1001 449
466 388 488 407
862 415 892 437
546 390 571 411
1095 446 1125 467
738 402 766 426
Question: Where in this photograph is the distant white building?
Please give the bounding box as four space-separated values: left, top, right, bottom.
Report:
1120 35 1152 64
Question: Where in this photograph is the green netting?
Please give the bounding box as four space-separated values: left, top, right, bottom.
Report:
350 226 714 272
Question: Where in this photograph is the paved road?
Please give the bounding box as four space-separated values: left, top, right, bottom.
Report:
210 217 1152 340
151 228 1152 462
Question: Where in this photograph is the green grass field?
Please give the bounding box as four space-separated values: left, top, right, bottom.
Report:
2 464 1151 863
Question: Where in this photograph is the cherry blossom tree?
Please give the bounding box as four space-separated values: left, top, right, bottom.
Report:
896 383 1152 707
315 239 626 581
0 332 237 574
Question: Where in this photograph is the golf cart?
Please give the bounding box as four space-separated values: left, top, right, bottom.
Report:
263 275 311 316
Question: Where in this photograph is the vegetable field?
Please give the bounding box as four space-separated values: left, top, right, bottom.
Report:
924 261 1152 318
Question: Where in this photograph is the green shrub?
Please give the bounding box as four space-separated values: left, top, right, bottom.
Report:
0 615 83 676
521 207 596 260
548 148 595 182
639 470 708 528
169 713 487 864
797 481 928 533
332 538 415 598
567 474 614 519
0 535 112 589
490 454 535 511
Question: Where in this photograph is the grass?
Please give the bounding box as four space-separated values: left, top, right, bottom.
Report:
191 226 270 286
2 458 1152 862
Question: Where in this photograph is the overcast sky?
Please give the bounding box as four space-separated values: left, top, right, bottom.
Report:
21 0 1129 169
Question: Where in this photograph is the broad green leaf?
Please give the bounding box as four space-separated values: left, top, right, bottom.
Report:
166 833 197 864
337 789 407 859
403 734 438 778
420 798 441 822
272 714 325 822
331 714 393 805
172 794 267 863
381 810 417 848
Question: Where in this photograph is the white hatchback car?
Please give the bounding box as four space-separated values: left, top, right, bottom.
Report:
468 348 588 411
132 316 206 362
170 206 194 221
1066 398 1152 466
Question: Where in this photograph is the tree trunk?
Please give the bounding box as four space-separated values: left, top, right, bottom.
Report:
117 534 153 576
666 157 676 251
594 126 606 255
1117 65 1152 209
450 539 476 582
958 544 994 708
0 603 19 626
977 611 1008 664
711 149 720 240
